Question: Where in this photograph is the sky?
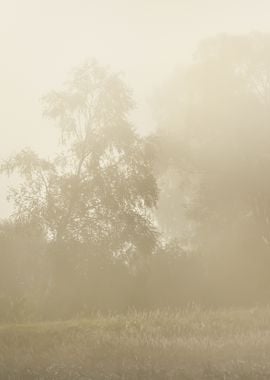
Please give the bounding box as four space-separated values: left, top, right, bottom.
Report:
1 0 270 216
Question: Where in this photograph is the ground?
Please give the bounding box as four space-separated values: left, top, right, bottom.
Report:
1 307 270 379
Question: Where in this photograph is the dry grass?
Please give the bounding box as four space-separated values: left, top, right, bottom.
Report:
1 307 270 379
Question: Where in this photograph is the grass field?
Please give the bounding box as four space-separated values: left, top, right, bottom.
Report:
1 307 270 379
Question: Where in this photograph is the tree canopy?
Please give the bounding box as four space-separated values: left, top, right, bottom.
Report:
1 61 158 260
153 33 270 254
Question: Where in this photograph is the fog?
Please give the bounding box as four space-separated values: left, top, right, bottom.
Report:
2 0 270 309
0 0 269 211
2 2 270 378
1 0 270 217
2 0 270 150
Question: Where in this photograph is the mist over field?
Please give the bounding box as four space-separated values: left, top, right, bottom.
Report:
2 1 270 379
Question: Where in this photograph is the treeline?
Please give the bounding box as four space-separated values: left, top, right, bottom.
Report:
2 33 270 321
0 221 268 322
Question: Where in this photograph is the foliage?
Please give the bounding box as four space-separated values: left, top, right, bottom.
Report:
153 33 270 258
1 61 158 259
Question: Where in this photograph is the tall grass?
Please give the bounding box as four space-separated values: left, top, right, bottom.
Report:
1 307 270 379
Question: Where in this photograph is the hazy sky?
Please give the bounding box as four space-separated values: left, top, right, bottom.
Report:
1 0 270 216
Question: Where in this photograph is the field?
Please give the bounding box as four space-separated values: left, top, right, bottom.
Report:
1 307 270 379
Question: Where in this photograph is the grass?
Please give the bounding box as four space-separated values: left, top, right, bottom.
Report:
1 307 270 379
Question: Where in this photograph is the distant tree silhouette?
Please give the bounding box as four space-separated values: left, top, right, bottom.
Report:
152 33 270 304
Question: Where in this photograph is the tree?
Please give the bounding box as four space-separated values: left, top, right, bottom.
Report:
2 61 158 261
152 33 270 304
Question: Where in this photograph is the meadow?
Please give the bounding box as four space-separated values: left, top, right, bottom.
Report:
1 307 270 379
